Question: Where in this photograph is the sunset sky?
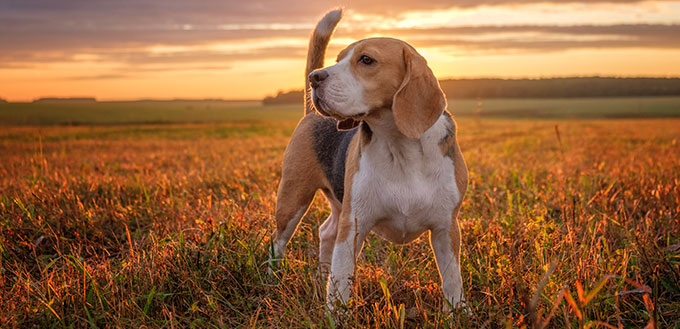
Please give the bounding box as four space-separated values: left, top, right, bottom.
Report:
2 0 680 101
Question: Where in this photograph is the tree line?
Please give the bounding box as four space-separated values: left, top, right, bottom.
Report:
263 77 680 104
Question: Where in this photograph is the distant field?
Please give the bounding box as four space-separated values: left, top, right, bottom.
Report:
2 96 680 125
0 101 302 125
1 118 678 327
449 96 680 118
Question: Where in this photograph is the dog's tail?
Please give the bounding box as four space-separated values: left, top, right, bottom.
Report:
304 9 343 115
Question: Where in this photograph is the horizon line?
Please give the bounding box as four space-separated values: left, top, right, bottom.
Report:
4 75 680 103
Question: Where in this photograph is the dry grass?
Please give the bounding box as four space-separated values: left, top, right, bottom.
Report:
1 118 679 328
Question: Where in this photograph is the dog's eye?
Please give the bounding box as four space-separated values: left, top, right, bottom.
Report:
359 55 375 65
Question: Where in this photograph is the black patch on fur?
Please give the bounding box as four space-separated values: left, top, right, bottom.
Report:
439 112 457 157
313 116 358 202
360 120 372 145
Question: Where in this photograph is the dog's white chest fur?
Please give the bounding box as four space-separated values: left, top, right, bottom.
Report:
351 115 460 243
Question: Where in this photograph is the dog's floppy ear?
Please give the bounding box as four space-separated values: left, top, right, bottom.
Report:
392 46 446 139
337 118 360 130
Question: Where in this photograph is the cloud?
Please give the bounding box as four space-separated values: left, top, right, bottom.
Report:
373 24 680 37
64 73 133 81
3 24 679 69
377 24 680 51
2 0 676 27
103 47 307 65
2 1 680 76
0 28 310 53
63 64 234 81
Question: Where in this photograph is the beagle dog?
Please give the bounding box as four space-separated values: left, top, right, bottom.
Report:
270 9 468 310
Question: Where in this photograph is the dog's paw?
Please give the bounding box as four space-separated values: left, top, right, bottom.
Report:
325 298 351 324
266 261 276 276
265 254 284 278
442 300 472 316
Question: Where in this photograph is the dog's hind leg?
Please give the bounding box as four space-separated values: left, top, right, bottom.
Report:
318 190 342 276
269 117 324 271
270 179 316 267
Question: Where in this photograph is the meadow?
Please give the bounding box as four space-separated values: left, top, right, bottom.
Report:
1 100 679 328
2 96 680 126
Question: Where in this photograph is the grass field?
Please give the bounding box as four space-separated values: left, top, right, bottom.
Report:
1 107 679 327
2 96 680 126
448 97 680 118
0 101 301 126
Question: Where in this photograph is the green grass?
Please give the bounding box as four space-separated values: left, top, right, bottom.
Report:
0 122 297 143
448 96 680 118
0 100 303 125
1 118 679 327
2 96 680 126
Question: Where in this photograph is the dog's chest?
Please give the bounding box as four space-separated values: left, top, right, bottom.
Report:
350 137 460 241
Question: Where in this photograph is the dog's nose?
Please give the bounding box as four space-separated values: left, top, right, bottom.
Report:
309 70 329 88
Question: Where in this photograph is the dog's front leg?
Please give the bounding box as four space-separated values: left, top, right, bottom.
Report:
430 219 465 311
326 215 368 308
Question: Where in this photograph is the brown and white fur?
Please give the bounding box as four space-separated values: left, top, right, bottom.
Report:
269 9 468 311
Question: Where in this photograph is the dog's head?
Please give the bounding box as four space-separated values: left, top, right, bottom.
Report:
310 38 446 138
